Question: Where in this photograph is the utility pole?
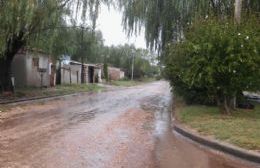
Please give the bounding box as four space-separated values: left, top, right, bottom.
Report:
81 26 85 84
131 49 135 81
235 0 242 24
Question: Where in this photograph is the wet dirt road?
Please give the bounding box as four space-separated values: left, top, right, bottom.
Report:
0 81 258 168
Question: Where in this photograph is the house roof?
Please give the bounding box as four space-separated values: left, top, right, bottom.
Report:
69 60 100 68
69 60 82 65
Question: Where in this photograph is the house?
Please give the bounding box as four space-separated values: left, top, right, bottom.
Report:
57 60 102 85
11 48 55 88
108 67 125 81
58 60 83 85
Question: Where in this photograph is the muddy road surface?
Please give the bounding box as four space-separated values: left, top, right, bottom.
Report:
0 81 258 168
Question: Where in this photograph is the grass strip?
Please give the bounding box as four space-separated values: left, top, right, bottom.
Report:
175 99 260 151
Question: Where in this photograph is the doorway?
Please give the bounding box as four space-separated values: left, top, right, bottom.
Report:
88 66 94 83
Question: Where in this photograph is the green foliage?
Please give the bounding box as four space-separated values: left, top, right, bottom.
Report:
105 44 159 79
103 61 109 82
0 0 62 56
119 0 260 54
0 0 110 91
165 17 260 111
69 29 104 63
0 0 109 58
119 0 259 113
0 0 161 91
37 28 157 80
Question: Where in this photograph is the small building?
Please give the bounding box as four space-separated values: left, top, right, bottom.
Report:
11 48 55 88
86 64 102 83
58 60 83 85
108 67 125 81
57 60 102 85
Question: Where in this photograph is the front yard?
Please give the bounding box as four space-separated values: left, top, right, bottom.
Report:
175 100 260 151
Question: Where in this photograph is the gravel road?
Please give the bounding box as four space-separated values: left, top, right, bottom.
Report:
0 81 257 168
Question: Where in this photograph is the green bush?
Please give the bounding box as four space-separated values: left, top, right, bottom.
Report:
165 17 260 113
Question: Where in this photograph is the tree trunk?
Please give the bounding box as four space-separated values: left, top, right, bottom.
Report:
81 57 85 84
229 95 237 110
56 60 62 85
0 57 14 92
216 94 232 115
235 0 243 24
223 96 231 115
0 32 25 93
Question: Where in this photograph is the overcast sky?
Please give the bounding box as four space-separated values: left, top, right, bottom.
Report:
96 5 146 49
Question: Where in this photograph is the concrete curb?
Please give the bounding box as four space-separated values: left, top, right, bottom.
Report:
173 123 260 164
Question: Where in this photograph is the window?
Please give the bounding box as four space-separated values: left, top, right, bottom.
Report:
32 58 39 67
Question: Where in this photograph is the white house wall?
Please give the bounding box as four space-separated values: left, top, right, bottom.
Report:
60 64 82 84
25 53 50 87
12 52 51 87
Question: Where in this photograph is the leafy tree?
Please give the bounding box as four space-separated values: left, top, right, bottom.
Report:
0 0 107 91
104 44 158 79
119 0 259 114
166 17 260 114
119 0 259 54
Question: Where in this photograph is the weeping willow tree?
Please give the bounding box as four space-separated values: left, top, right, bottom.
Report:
119 0 259 53
0 0 107 92
119 0 259 114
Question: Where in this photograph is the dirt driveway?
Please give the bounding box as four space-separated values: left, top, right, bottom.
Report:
0 81 258 168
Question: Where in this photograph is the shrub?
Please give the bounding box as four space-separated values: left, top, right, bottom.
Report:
165 17 260 114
